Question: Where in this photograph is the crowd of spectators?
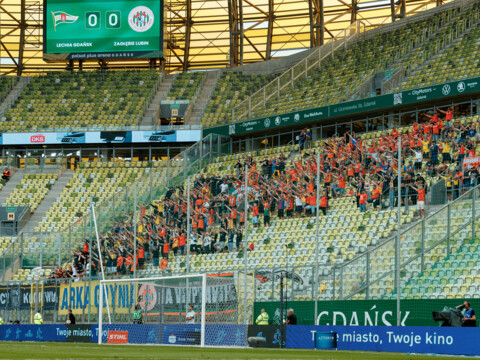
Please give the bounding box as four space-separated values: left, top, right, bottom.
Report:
50 108 480 281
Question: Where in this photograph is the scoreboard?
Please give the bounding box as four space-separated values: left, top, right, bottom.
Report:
43 0 163 60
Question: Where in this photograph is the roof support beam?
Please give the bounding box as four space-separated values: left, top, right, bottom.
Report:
17 0 26 75
351 0 358 23
266 0 274 60
228 0 244 67
309 0 324 47
183 0 192 72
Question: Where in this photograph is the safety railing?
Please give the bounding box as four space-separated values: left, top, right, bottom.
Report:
383 7 480 94
334 182 480 301
4 133 232 273
232 20 366 122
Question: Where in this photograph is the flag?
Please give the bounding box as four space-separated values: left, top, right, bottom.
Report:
51 11 79 31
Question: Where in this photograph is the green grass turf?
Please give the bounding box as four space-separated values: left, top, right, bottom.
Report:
0 342 463 360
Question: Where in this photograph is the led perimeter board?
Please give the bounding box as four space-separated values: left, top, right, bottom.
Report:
43 0 163 60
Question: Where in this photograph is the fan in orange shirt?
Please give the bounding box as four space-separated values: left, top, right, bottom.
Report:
410 183 426 217
370 184 382 210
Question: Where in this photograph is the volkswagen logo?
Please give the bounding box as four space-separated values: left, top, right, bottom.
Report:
442 84 451 96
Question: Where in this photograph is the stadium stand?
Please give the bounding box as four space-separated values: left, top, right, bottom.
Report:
23 105 478 305
0 76 17 104
1 70 160 132
166 72 205 101
201 72 273 127
396 238 480 300
1 0 480 318
233 3 479 122
32 161 151 233
0 236 13 256
6 174 57 212
397 25 480 91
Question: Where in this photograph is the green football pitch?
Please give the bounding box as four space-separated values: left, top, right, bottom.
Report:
0 342 463 360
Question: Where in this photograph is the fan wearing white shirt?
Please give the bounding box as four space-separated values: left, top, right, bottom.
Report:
203 233 211 254
413 149 423 170
190 233 197 254
220 182 228 193
186 305 195 324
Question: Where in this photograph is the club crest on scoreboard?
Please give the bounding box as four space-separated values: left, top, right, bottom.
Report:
128 6 155 32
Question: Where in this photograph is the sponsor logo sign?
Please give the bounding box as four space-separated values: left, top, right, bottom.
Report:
107 330 128 344
65 325 93 343
442 84 451 96
254 299 480 327
161 325 200 345
287 325 480 356
247 325 283 348
30 135 45 143
204 75 480 138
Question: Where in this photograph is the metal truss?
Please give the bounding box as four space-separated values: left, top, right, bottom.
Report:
0 0 450 75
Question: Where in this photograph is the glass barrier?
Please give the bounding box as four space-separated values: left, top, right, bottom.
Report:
34 133 230 273
336 184 479 301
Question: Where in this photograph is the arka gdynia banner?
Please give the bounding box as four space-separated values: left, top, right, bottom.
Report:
43 0 163 60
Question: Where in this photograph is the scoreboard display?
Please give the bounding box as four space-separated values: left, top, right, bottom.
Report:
43 0 163 60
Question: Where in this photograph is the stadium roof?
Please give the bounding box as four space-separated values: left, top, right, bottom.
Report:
0 0 450 75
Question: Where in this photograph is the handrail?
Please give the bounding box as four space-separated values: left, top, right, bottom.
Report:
337 181 480 300
139 72 163 125
183 72 207 122
383 7 480 94
232 20 366 123
196 70 222 124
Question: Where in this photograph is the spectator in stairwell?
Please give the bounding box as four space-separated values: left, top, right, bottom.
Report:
453 168 463 199
298 130 306 151
441 170 453 202
2 167 10 181
389 177 396 209
137 245 145 270
305 129 312 149
429 141 439 166
261 157 270 177
251 202 259 228
277 155 285 174
152 245 159 268
457 142 466 165
410 183 426 218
